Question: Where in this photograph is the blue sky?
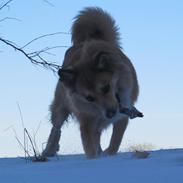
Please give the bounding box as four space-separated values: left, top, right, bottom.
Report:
0 0 183 157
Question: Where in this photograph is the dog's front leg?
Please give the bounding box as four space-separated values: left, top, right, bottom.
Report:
42 106 69 157
104 116 128 155
103 89 131 155
80 123 102 159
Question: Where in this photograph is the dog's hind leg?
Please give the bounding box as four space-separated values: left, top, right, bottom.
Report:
104 116 128 155
42 105 69 157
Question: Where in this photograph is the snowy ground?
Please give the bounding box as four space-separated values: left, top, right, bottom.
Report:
0 149 183 183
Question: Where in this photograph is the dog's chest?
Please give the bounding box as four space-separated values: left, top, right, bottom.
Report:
97 113 126 129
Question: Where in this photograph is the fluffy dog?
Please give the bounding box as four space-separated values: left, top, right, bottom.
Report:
42 7 139 158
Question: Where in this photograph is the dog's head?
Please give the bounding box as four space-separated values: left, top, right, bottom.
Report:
58 42 132 121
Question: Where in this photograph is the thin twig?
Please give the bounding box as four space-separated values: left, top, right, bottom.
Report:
43 0 55 7
24 127 27 161
24 128 47 162
0 0 13 11
16 102 25 129
28 45 68 57
0 17 21 23
0 37 62 72
32 121 42 151
16 103 27 160
24 128 38 159
12 128 32 160
21 32 70 49
3 125 14 132
14 135 32 159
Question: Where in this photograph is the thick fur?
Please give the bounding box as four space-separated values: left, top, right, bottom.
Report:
42 7 139 158
71 7 120 46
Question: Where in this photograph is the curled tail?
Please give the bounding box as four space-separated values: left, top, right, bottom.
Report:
71 7 120 46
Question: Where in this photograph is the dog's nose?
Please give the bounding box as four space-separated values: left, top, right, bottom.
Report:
106 109 117 119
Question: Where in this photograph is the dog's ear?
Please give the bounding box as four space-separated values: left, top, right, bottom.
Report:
95 52 111 71
58 68 76 86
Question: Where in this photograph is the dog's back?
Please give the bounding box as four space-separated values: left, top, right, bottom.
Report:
62 7 121 69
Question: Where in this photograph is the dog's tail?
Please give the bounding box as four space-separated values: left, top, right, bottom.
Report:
71 7 120 46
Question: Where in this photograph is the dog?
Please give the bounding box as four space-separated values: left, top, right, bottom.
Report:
42 7 140 158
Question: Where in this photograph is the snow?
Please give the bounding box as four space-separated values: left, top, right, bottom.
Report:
0 149 183 183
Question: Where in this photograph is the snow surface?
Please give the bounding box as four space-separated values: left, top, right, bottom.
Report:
0 149 183 183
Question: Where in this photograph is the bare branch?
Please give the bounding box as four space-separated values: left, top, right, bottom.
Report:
21 32 70 49
0 0 14 11
0 17 21 23
43 0 55 7
28 46 68 57
0 37 65 72
0 1 70 73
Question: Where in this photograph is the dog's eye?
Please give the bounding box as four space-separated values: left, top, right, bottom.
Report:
85 95 95 102
101 84 110 94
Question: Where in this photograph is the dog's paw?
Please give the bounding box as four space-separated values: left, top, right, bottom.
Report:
42 148 58 157
102 148 117 157
120 106 144 119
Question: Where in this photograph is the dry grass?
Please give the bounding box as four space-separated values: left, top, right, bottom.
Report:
128 143 154 159
14 103 48 162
